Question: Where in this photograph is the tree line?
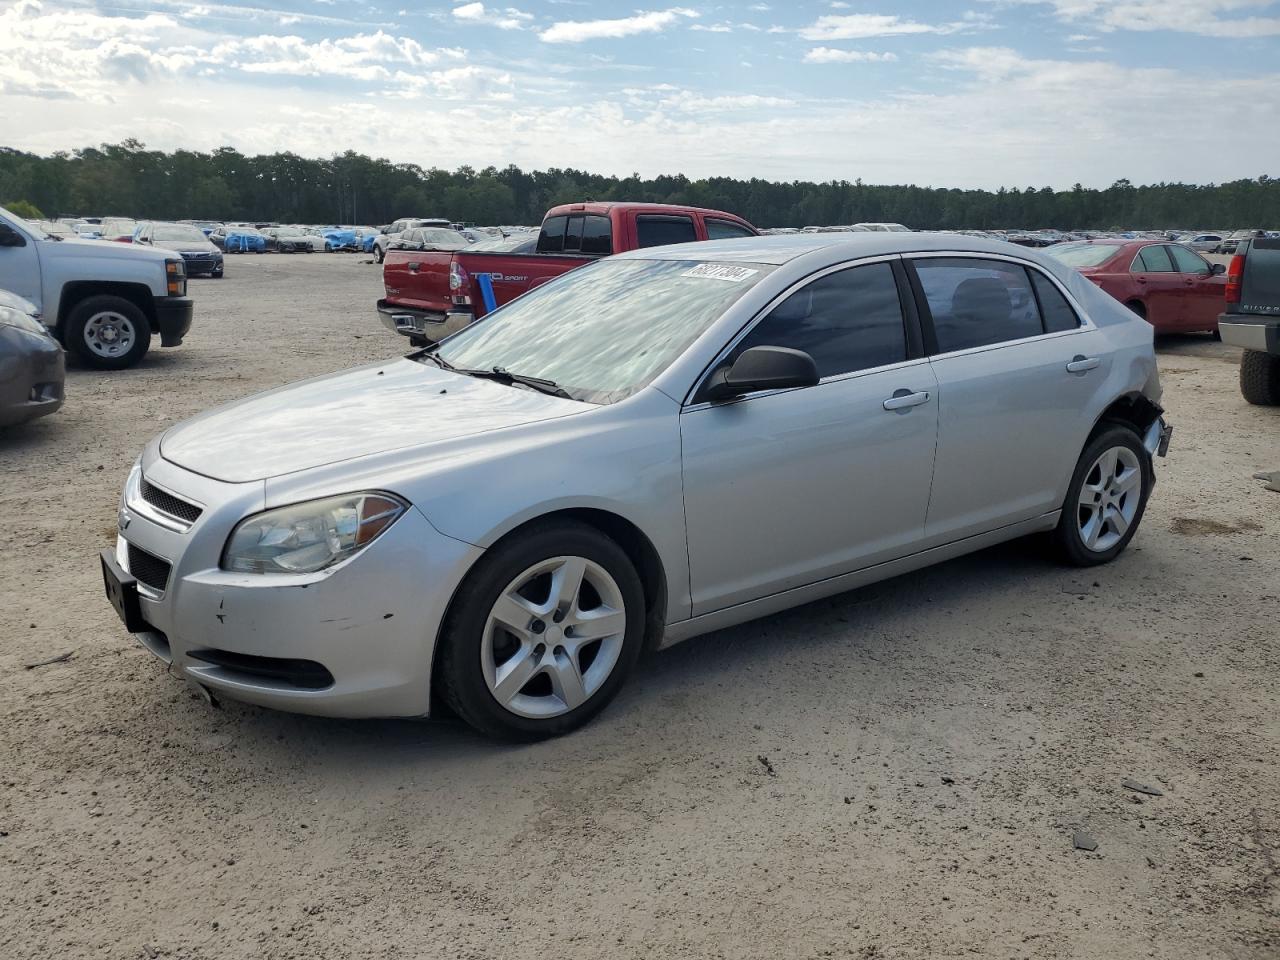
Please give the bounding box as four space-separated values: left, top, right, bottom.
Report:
2 140 1277 230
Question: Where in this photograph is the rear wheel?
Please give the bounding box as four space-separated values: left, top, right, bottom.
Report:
1240 349 1280 406
65 295 150 370
1053 425 1152 566
1126 301 1147 321
437 521 645 740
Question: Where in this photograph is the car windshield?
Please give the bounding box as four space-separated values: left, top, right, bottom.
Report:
153 225 207 242
436 258 772 404
420 228 468 249
1046 242 1123 267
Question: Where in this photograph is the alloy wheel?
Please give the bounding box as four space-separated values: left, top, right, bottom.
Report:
1077 446 1142 552
481 556 627 719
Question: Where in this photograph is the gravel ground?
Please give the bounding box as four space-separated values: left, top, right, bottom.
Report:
1 254 1277 959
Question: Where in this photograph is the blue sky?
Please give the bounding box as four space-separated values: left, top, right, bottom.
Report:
1 0 1278 188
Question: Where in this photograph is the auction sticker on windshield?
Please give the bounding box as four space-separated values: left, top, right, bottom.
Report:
682 264 759 283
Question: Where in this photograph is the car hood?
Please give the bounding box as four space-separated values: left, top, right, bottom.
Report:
40 236 169 264
151 237 219 254
159 358 590 483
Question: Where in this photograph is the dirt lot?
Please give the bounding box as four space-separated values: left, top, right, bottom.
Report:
2 254 1277 959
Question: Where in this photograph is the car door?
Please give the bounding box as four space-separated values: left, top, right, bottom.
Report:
680 258 939 615
909 255 1111 546
0 212 42 310
1167 243 1226 331
1128 244 1183 330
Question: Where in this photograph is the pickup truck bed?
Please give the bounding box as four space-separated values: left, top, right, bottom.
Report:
377 201 757 346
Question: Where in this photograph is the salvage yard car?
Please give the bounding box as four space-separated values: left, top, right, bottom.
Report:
1048 239 1226 334
0 288 64 427
0 204 193 370
134 221 225 277
103 233 1170 739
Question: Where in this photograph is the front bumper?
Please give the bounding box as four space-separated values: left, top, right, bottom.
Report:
181 252 223 275
376 299 474 343
106 455 482 718
0 328 65 427
153 296 193 347
1218 316 1280 355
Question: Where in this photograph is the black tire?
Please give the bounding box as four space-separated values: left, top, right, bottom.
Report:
1053 424 1153 566
376 246 385 263
437 521 646 740
1126 301 1147 320
1240 349 1280 406
64 295 150 370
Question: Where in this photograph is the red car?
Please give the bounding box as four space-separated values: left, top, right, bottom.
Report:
1048 239 1227 334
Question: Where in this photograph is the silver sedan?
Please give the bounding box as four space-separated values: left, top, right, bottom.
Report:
102 234 1171 739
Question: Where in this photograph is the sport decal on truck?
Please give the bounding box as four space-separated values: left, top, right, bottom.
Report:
487 273 529 283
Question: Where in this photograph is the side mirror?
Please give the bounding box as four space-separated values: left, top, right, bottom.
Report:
1211 262 1226 276
0 223 27 248
705 346 819 402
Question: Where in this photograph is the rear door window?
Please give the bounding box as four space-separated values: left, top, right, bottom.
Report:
913 258 1044 353
706 218 755 240
1132 245 1174 272
537 216 567 253
636 215 696 248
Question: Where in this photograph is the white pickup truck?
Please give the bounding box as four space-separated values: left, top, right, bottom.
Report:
0 205 193 370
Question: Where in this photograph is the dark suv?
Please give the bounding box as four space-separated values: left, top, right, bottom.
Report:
1219 237 1280 404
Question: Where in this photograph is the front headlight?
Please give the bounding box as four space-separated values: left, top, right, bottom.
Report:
0 304 51 338
222 492 407 574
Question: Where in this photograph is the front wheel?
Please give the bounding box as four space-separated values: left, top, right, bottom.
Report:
375 246 385 263
65 295 150 370
1053 425 1152 566
437 522 645 740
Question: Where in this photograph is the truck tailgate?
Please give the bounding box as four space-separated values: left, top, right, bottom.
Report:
383 250 454 317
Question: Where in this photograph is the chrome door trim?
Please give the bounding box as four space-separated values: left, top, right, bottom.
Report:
680 253 909 408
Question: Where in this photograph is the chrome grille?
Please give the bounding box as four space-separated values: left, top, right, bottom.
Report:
127 543 171 593
141 479 202 525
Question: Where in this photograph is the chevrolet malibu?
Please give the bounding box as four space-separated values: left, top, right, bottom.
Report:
102 234 1172 739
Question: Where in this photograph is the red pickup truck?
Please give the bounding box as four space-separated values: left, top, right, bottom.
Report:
376 201 758 345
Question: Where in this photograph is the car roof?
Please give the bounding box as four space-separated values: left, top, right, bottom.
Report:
611 231 1055 266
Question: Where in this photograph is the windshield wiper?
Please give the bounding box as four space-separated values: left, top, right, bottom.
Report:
418 353 573 399
458 365 574 399
418 350 455 371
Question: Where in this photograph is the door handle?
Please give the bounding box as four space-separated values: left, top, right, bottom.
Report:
1066 355 1100 374
407 261 420 273
1135 277 1147 284
882 389 931 411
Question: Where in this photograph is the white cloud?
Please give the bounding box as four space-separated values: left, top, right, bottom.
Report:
804 47 899 63
539 7 698 43
798 13 973 40
993 0 1280 37
451 2 534 30
209 31 462 78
